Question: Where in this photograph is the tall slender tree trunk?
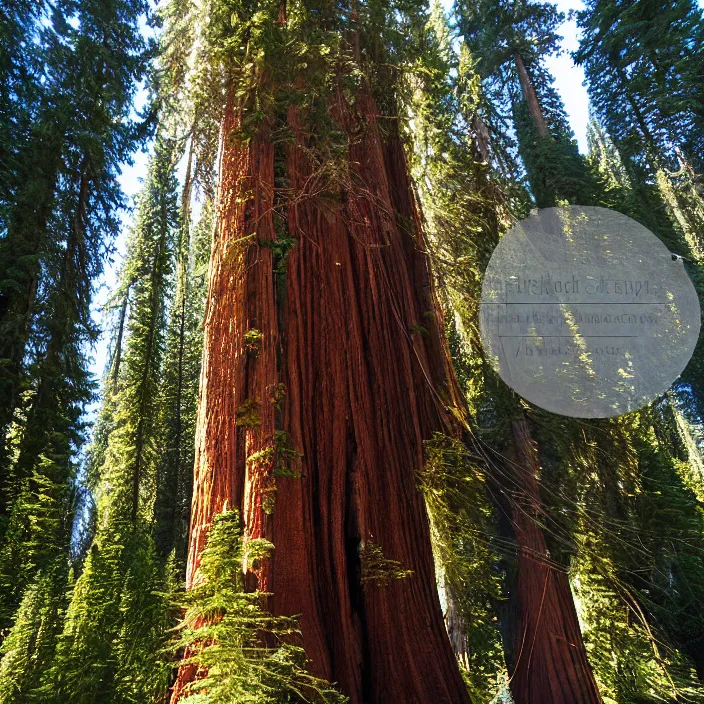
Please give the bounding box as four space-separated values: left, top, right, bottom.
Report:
175 82 471 703
110 286 130 396
498 56 601 699
473 113 491 162
155 136 196 564
505 416 602 704
514 53 550 139
131 197 169 525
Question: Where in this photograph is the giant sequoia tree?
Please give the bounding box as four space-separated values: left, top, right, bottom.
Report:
454 3 704 702
446 3 606 702
573 1 704 691
170 0 472 701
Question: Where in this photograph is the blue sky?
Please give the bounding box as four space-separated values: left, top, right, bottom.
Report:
547 0 590 152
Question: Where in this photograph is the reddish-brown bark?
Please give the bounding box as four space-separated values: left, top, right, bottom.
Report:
173 83 471 703
506 416 602 704
514 53 550 140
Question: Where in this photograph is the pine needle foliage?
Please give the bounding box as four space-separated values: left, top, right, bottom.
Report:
575 0 704 172
154 197 212 568
0 565 68 704
359 542 414 587
39 138 181 704
171 509 347 704
420 433 506 702
531 407 704 701
48 533 176 704
0 0 150 492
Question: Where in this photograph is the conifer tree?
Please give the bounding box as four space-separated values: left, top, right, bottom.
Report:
0 6 150 697
171 508 346 703
0 0 218 694
43 138 179 704
576 0 704 412
625 409 704 690
446 5 609 702
568 16 704 682
575 0 704 171
0 3 151 696
457 0 598 207
0 0 150 497
154 178 212 569
0 1 43 235
0 163 100 627
0 568 68 704
453 7 704 700
455 4 704 695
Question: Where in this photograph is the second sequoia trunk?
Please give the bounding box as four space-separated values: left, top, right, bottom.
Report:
177 80 471 702
504 417 602 704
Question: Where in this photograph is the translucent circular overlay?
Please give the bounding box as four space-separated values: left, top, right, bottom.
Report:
479 206 701 418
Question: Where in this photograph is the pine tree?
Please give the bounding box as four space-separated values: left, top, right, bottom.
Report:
154 173 211 569
575 0 704 172
43 138 179 704
0 4 151 694
585 115 704 419
629 409 704 690
575 0 704 428
171 508 346 703
456 0 598 207
0 115 130 698
0 566 68 704
0 0 150 499
568 71 704 693
0 1 43 235
447 1 704 699
0 122 109 613
576 1 704 419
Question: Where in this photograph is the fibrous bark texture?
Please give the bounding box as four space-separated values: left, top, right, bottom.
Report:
174 86 471 704
507 417 602 704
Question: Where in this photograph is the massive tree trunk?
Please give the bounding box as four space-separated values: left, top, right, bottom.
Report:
505 416 602 704
174 82 472 703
